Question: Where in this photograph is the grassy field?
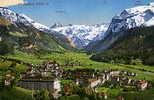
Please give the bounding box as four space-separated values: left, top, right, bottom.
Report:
121 87 154 100
4 51 154 82
0 87 33 100
0 51 154 100
0 60 28 73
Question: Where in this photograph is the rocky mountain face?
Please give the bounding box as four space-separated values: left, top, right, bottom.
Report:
51 24 108 48
50 23 65 28
108 2 154 33
87 3 154 53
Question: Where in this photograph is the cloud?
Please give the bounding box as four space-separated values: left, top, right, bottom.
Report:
0 0 25 7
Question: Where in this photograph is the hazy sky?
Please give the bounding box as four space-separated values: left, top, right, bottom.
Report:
7 0 154 26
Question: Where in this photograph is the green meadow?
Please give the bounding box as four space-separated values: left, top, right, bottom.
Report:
0 51 154 100
4 50 154 82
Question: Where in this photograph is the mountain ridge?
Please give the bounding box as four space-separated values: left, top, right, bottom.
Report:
0 7 76 55
87 2 154 53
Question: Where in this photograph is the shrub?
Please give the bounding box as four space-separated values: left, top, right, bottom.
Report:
0 39 15 55
129 59 143 65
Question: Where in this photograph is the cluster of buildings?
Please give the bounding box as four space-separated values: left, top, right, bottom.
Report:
18 61 62 95
62 69 150 91
14 61 151 99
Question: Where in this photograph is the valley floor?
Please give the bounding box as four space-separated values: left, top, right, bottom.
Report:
5 51 154 81
0 51 154 100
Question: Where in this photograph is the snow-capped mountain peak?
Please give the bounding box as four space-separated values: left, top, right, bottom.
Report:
50 23 64 28
0 7 50 31
109 2 154 33
51 24 108 48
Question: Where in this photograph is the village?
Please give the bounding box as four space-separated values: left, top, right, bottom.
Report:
1 61 152 99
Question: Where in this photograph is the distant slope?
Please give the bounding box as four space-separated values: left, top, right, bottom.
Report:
0 16 75 55
91 26 154 65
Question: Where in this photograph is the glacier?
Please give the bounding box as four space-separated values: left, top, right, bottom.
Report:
51 24 108 48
